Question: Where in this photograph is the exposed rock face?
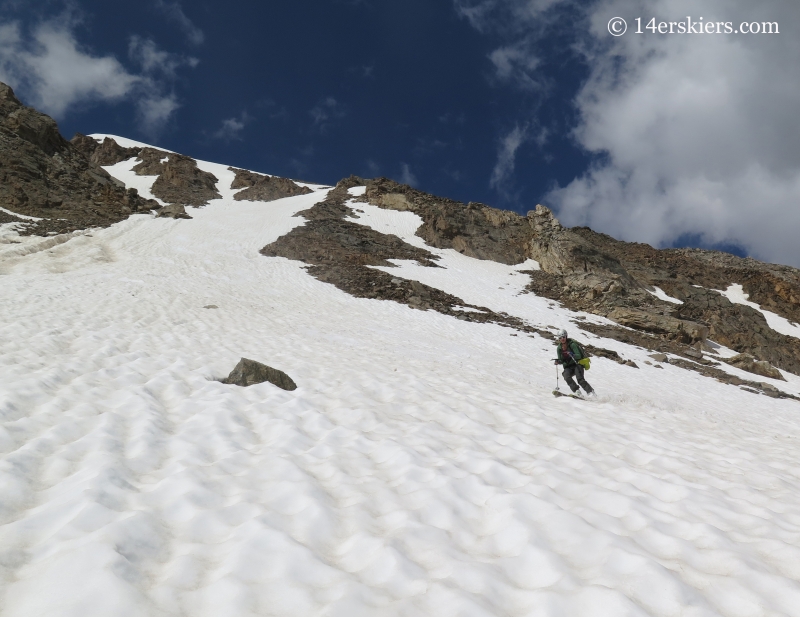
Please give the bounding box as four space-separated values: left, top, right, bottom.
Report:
73 135 221 207
229 168 312 202
152 154 220 206
262 177 632 367
132 148 221 206
361 177 800 378
261 174 797 393
221 358 297 390
155 204 191 219
0 82 158 235
71 133 140 166
1 86 315 235
724 354 785 381
364 178 533 265
263 177 439 270
606 308 709 344
128 147 169 175
0 209 26 225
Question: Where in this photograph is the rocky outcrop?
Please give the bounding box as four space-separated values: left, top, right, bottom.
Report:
262 177 788 396
1 86 315 234
155 204 191 219
221 358 297 390
73 135 221 207
229 168 312 202
607 308 709 344
126 147 167 175
724 354 785 381
131 148 220 206
263 176 439 267
359 176 800 378
262 179 485 311
71 133 140 166
262 177 632 366
0 82 158 235
363 178 534 264
152 154 220 206
0 209 26 225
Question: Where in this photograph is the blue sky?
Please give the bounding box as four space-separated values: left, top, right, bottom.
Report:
1 0 799 265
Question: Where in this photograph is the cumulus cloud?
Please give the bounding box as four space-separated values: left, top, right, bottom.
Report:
0 19 196 137
458 0 800 265
154 0 204 46
550 0 800 265
0 21 137 117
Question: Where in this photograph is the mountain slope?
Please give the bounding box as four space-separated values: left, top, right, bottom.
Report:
0 85 158 235
358 178 800 381
1 116 800 614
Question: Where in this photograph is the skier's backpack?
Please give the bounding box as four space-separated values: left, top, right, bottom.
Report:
572 339 591 370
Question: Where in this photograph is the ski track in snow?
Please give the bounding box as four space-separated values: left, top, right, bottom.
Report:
0 156 799 616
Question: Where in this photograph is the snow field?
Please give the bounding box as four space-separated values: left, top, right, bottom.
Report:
0 152 800 616
647 287 683 305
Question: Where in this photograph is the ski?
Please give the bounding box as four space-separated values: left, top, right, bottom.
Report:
552 390 592 400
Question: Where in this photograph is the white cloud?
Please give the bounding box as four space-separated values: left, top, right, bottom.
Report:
212 113 250 141
137 93 180 136
399 163 418 187
129 36 198 77
0 19 196 137
548 0 800 265
0 21 137 117
458 0 800 266
490 124 528 189
488 44 543 90
154 0 204 46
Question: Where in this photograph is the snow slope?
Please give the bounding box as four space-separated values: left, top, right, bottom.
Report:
1 145 800 617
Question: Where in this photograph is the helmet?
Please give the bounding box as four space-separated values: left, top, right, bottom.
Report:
558 329 568 340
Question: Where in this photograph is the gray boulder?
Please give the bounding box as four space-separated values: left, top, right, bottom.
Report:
221 358 297 390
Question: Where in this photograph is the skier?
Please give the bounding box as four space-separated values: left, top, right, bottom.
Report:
554 329 595 396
